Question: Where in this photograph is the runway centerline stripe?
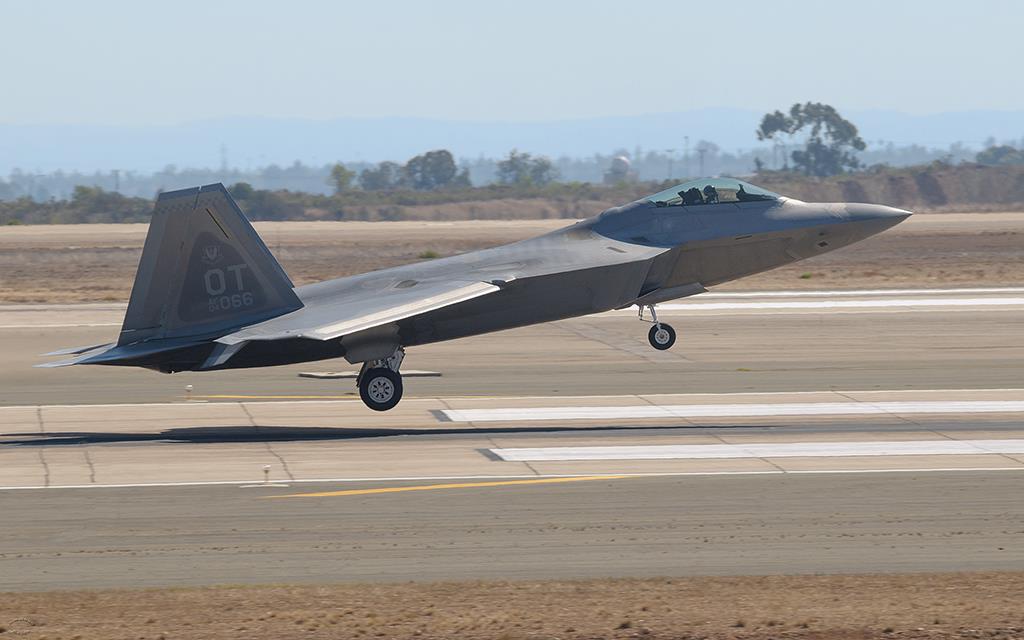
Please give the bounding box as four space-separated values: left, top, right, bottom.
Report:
441 400 1024 422
490 439 1024 461
267 475 630 499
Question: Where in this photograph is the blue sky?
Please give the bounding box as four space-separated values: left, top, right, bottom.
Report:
2 0 1022 125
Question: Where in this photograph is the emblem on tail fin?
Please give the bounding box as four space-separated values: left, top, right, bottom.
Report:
181 234 264 321
201 245 222 265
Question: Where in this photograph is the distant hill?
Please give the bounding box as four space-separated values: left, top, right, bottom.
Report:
1 109 1022 173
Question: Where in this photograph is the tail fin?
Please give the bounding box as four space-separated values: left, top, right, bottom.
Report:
118 183 302 345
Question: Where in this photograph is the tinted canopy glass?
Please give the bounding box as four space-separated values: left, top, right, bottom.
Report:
646 178 780 207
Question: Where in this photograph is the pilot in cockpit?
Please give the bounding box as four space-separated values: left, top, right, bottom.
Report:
702 184 719 204
678 187 704 205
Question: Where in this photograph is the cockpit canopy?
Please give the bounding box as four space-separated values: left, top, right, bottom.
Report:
646 178 780 207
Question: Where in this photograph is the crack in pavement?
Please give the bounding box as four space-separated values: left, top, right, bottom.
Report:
36 407 50 487
240 402 295 481
83 449 96 484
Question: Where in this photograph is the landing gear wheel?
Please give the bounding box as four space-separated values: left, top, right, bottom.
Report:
359 367 403 411
648 323 676 350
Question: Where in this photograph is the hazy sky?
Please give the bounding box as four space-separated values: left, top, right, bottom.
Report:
2 0 1022 125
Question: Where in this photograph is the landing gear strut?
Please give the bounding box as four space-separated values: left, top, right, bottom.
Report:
357 347 405 411
640 304 676 350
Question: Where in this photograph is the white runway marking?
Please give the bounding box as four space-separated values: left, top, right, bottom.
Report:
440 400 1024 422
654 297 1024 312
3 390 1024 412
0 303 126 311
491 439 1024 461
699 287 1024 298
0 323 120 329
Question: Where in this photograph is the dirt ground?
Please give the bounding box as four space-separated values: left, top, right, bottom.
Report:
1 213 1022 303
1 573 1022 640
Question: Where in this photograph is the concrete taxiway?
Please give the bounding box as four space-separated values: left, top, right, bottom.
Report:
2 287 1024 590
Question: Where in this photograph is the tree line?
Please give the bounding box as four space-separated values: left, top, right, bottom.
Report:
327 149 559 195
5 124 1018 204
5 102 1024 218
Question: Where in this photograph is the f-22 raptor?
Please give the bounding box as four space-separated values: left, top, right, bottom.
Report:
42 178 910 411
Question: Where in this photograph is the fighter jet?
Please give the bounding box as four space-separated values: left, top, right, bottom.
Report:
41 178 910 411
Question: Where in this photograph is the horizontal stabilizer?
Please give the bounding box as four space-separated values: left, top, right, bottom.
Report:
41 342 115 357
35 343 117 368
36 357 92 368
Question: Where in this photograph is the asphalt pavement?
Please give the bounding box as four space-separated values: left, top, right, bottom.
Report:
3 289 1024 590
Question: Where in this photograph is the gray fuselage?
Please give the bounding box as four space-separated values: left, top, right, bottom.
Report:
289 197 908 358
40 186 910 375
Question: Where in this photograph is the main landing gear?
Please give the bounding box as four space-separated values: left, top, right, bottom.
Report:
357 347 405 411
640 304 676 350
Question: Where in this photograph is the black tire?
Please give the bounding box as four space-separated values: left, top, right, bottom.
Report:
359 367 403 411
648 323 677 350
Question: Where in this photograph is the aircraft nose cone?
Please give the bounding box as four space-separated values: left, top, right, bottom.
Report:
845 203 912 225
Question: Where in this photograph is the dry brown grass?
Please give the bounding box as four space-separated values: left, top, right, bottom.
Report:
1 573 1022 640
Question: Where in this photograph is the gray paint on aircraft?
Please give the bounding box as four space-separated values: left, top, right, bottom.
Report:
41 179 910 409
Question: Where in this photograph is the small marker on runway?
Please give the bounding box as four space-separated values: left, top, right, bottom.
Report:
240 465 290 489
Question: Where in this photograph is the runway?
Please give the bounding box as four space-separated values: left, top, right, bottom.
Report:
6 377 1024 487
6 287 1024 406
2 287 1024 590
2 471 1022 591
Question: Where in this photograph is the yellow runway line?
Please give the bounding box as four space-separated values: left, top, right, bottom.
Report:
266 475 631 499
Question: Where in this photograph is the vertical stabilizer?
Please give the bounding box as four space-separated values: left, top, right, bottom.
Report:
119 183 302 345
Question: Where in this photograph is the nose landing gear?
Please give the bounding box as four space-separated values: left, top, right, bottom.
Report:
357 347 405 411
640 304 677 350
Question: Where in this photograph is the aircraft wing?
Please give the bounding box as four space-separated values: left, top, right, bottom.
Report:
216 278 501 345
